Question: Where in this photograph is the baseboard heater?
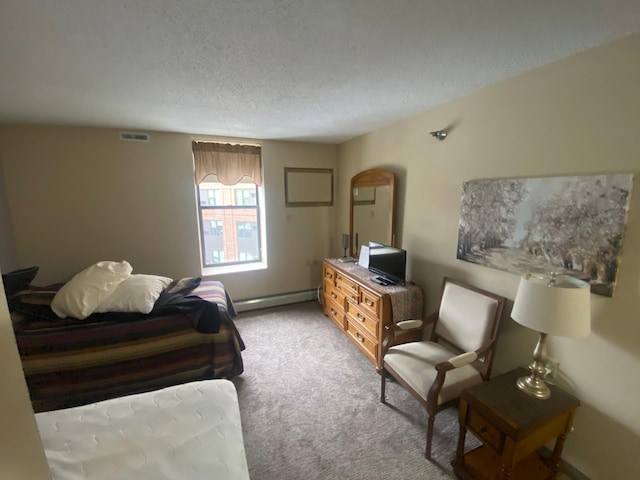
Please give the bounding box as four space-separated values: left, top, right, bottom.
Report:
234 289 318 313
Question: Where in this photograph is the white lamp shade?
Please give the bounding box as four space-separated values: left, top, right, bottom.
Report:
511 274 591 338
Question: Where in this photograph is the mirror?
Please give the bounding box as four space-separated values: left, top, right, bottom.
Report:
350 169 395 257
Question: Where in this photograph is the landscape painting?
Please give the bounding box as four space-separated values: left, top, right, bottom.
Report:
457 173 633 297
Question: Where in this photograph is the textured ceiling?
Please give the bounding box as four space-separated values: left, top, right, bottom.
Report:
1 1 640 143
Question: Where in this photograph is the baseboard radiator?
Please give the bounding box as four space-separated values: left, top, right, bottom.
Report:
234 288 319 313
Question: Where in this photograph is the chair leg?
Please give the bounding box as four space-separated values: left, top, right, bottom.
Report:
380 369 387 403
425 414 435 459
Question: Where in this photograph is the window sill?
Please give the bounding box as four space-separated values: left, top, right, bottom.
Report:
201 261 267 277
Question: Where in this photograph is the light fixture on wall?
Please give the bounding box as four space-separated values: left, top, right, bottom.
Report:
429 129 448 141
511 273 591 399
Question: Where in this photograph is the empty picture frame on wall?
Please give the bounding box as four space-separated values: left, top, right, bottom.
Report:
457 173 633 297
284 168 334 207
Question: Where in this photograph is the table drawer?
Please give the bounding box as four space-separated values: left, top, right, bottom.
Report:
359 287 381 318
336 273 359 303
345 302 378 340
467 408 504 453
345 318 378 364
325 297 346 331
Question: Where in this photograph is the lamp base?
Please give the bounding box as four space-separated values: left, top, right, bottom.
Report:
516 331 552 400
516 374 551 400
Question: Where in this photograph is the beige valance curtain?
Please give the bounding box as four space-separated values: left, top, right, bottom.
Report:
192 142 262 186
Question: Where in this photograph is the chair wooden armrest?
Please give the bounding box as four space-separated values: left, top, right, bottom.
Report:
395 319 424 331
435 351 479 372
382 317 427 354
434 338 495 373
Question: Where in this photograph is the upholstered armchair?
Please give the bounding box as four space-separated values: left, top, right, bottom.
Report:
380 277 506 459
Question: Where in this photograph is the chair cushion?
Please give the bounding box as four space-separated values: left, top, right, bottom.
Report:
384 341 482 405
436 281 498 353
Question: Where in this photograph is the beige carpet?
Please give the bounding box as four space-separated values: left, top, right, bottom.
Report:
231 300 470 480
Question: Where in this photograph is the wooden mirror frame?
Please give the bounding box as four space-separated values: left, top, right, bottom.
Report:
349 168 395 257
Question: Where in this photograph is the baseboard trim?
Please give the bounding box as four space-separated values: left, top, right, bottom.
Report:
540 447 589 480
234 289 318 313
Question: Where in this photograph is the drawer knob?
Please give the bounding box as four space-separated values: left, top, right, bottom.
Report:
356 333 365 343
365 299 374 306
331 293 337 299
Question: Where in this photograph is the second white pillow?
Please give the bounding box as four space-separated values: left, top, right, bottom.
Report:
95 274 173 314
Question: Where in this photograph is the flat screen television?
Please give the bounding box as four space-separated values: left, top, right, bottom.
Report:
368 245 406 286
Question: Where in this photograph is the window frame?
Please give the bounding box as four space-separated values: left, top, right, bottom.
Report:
196 178 267 274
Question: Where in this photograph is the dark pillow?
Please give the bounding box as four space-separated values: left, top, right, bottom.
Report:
2 266 39 296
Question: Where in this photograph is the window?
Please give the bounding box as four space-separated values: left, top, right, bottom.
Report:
197 182 261 267
205 220 223 236
200 187 223 206
235 188 256 206
237 221 256 238
192 142 265 272
211 250 224 263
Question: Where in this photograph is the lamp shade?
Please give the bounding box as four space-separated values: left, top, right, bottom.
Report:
511 274 591 338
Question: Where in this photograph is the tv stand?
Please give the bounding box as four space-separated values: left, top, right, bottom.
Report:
322 258 423 371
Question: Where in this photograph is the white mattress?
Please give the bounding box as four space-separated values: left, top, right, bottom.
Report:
35 379 250 480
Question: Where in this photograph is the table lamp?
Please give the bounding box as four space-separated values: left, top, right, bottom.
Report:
511 273 591 399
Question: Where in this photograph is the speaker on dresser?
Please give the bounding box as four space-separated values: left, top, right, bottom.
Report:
341 233 349 255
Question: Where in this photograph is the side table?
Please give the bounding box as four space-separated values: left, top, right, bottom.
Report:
451 368 580 480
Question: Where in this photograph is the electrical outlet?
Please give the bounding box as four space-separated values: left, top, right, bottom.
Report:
544 358 560 381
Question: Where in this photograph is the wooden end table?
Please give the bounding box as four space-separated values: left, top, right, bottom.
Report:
451 368 580 480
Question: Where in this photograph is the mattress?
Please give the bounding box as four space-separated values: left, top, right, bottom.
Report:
35 379 250 480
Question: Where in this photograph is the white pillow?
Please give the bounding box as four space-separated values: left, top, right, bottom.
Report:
51 261 133 319
94 274 173 314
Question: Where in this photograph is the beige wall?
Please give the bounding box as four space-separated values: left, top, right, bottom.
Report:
337 34 640 479
0 162 18 271
0 127 338 299
0 275 50 479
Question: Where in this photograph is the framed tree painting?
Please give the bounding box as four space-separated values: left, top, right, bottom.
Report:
457 173 633 296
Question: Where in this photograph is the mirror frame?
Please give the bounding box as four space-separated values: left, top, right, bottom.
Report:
349 168 395 257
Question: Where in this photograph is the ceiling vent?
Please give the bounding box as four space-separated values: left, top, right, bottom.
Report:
119 132 149 142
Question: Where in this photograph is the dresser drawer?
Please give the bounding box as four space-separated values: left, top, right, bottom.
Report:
324 297 346 331
323 265 337 284
336 273 359 303
359 287 381 318
467 408 504 453
324 281 345 307
345 302 378 340
345 318 378 364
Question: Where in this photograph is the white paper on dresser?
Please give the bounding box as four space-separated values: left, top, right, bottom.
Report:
358 245 370 269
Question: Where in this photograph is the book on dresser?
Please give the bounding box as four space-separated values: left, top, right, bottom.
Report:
322 258 423 370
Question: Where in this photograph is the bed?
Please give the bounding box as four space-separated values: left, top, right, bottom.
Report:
35 379 250 480
9 264 245 413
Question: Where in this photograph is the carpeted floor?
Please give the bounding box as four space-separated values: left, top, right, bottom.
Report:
230 300 475 480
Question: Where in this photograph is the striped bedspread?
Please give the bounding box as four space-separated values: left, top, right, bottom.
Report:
15 281 244 412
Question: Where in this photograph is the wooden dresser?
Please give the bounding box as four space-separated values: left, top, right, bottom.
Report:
322 258 423 370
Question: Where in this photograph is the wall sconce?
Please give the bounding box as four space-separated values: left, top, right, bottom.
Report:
430 129 448 141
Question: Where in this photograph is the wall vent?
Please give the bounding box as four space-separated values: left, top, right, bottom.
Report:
119 132 149 142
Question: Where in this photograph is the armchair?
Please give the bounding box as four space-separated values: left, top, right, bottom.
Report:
380 277 506 459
